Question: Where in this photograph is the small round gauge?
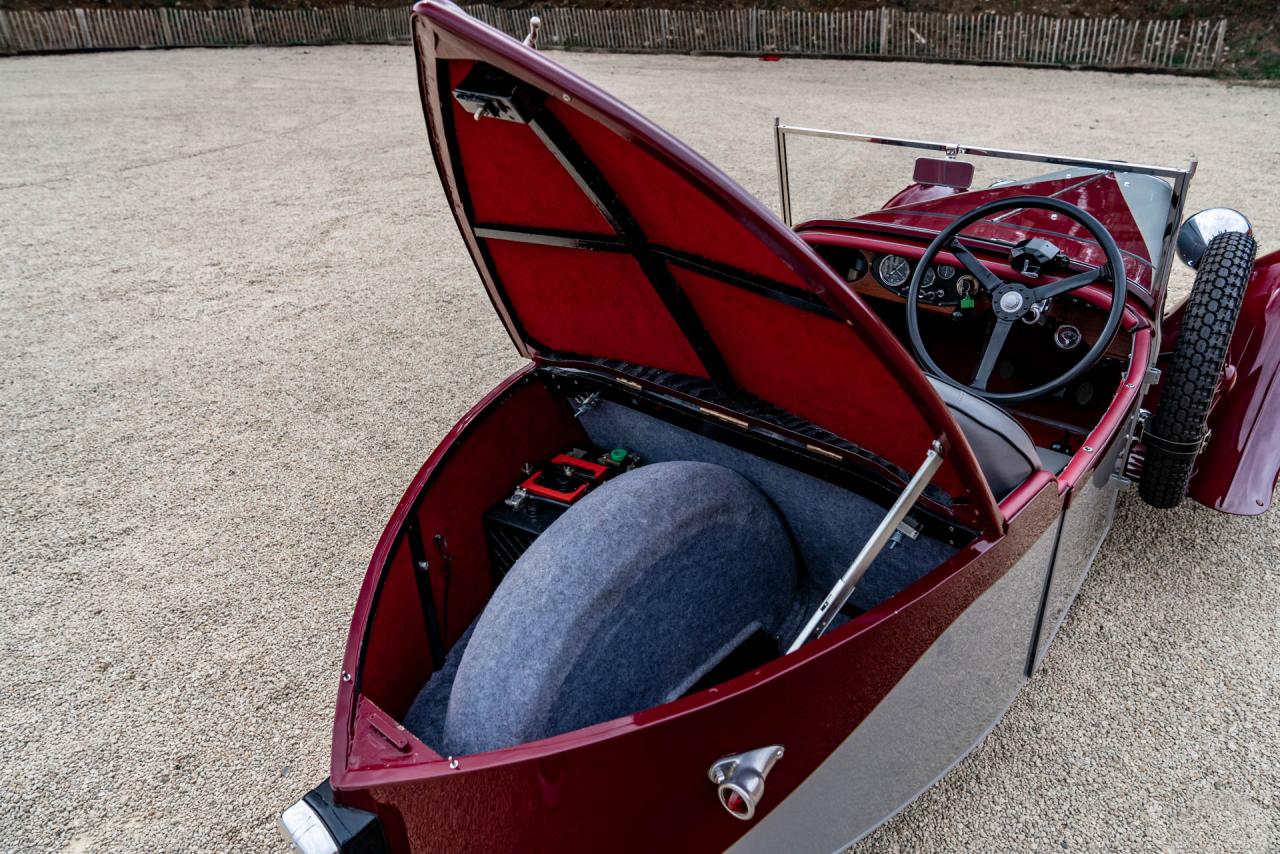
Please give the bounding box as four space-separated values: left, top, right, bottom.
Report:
874 254 912 289
843 250 869 283
935 265 957 281
921 267 937 289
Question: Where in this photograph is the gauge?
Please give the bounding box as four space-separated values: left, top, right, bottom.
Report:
843 250 869 283
921 267 936 289
935 265 957 281
956 275 979 298
815 246 867 283
874 254 911 290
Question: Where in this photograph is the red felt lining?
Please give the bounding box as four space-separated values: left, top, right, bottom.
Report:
551 100 808 289
448 61 612 235
486 239 708 378
359 379 588 719
672 266 963 494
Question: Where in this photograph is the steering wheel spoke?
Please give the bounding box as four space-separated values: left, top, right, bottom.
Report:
1029 266 1104 302
905 195 1129 404
972 318 1014 390
948 240 1003 291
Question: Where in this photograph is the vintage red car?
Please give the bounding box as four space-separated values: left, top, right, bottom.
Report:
278 3 1279 852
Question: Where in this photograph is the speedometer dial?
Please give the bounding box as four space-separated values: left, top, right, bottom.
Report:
875 254 911 290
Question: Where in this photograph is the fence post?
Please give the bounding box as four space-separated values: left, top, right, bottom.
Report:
0 10 12 53
74 7 91 49
878 6 887 54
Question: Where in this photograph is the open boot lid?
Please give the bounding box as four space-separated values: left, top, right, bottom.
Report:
412 0 1001 530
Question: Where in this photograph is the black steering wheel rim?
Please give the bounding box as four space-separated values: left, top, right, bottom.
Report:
905 195 1129 404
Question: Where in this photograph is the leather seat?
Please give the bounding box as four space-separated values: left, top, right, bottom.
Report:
927 377 1070 498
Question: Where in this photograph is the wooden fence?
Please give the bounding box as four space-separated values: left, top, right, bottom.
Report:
0 5 1228 72
468 6 1227 70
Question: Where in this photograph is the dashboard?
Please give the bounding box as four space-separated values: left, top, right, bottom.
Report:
805 233 1131 361
819 245 977 308
870 253 976 306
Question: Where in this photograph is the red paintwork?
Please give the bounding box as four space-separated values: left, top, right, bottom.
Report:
1060 325 1152 492
333 360 1069 852
807 170 1159 300
1188 249 1280 514
883 182 963 208
417 1 1000 532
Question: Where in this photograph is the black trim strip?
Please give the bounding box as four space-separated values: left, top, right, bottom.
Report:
472 222 838 320
404 519 445 669
1025 512 1067 677
435 59 535 354
521 104 738 392
656 247 837 319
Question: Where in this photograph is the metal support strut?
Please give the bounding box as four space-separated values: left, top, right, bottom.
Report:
787 440 945 653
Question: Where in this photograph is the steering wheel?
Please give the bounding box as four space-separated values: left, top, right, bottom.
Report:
905 196 1129 404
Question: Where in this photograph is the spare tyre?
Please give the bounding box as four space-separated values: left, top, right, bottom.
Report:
443 461 797 755
1140 231 1257 508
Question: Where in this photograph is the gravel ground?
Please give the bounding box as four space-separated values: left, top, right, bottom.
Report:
2 45 1277 853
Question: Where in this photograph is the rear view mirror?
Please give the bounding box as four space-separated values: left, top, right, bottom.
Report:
913 157 974 189
1176 208 1253 269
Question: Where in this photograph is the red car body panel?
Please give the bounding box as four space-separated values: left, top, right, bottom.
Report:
331 362 1069 853
1183 249 1280 514
414 1 1002 527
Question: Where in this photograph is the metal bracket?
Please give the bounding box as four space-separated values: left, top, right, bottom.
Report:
787 441 944 653
887 515 921 550
1143 427 1211 461
451 65 533 124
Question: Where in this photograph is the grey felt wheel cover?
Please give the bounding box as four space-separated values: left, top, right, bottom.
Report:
442 461 797 755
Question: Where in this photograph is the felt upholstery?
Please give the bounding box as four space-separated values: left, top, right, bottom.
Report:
403 618 479 750
440 462 797 755
403 406 964 754
578 401 956 612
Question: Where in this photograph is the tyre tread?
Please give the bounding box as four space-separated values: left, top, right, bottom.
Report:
1139 231 1257 508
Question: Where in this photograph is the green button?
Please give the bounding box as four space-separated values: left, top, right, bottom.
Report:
609 448 628 463
960 296 975 309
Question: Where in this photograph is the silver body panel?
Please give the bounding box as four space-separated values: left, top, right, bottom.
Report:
1028 464 1121 673
731 520 1061 854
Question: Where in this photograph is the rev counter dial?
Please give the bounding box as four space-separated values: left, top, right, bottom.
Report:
874 254 912 290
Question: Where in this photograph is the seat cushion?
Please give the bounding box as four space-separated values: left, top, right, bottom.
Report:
1036 446 1071 475
927 377 1040 498
441 461 797 755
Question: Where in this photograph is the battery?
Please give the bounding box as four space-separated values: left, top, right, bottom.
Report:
483 445 638 585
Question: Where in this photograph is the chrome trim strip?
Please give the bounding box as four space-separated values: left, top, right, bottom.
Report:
774 123 1190 179
775 117 793 227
